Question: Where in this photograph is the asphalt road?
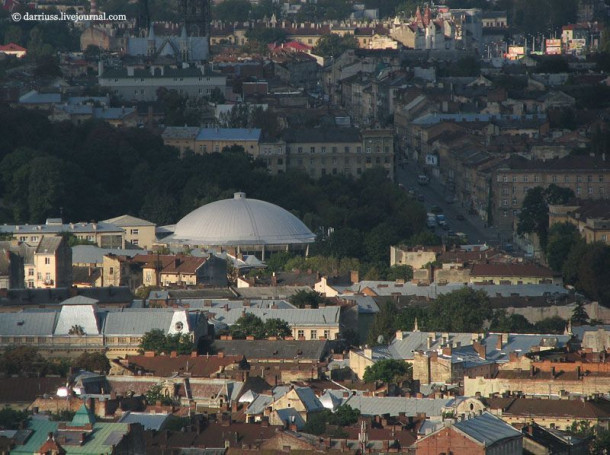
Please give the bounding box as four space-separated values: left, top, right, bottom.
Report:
395 162 506 247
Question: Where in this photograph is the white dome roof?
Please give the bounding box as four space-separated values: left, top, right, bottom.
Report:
173 192 316 246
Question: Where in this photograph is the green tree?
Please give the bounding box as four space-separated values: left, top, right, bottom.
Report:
313 34 358 58
518 185 574 248
386 265 413 281
534 316 567 334
0 407 29 429
490 310 534 333
564 242 610 305
145 384 174 405
263 318 291 338
303 409 331 435
327 405 360 426
213 0 251 22
546 222 580 272
230 313 266 339
571 302 589 326
289 290 327 309
139 329 194 355
427 288 492 332
71 352 110 373
366 300 398 346
363 359 412 385
405 231 442 246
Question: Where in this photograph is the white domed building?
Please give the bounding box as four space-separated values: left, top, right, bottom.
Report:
166 192 315 258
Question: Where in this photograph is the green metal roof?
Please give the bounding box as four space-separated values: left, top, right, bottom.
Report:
69 404 96 427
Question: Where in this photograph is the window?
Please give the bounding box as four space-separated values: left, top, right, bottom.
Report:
310 330 318 339
297 147 303 153
109 267 114 275
512 176 517 182
297 330 304 339
131 229 139 235
502 199 508 206
332 147 337 153
31 236 37 242
375 157 381 164
600 175 604 182
534 175 540 182
37 272 42 280
552 175 557 183
588 187 593 194
577 176 583 183
44 257 50 265
512 198 517 205
344 146 350 153
502 188 509 196
345 157 350 164
503 210 508 217
321 146 326 153
577 187 581 195
502 175 507 182
277 158 283 165
132 239 139 245
357 146 362 153
310 146 315 153
366 157 372 164
588 175 593 182
366 147 371 153
565 175 570 183
523 176 528 182
45 273 51 281
324 330 330 339
602 234 608 242
28 268 34 276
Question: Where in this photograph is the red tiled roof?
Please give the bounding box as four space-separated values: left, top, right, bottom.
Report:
0 43 26 52
470 263 554 278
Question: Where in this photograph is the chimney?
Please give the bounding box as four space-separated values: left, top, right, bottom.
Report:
530 365 536 377
271 273 277 286
473 341 486 360
551 366 556 378
496 335 503 350
350 270 359 284
442 346 452 356
395 330 403 340
576 366 581 379
170 351 177 358
191 351 197 358
364 347 373 359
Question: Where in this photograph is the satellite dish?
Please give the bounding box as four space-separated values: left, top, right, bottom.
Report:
377 335 385 344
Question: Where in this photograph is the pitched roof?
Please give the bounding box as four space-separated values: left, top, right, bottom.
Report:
211 339 328 361
69 404 96 427
195 128 261 141
35 236 64 254
487 397 610 419
282 127 361 143
103 215 155 228
471 263 554 278
121 354 243 377
452 412 522 446
344 396 452 417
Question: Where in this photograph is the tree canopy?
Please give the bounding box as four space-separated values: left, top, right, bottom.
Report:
363 359 412 384
313 34 358 58
139 329 194 355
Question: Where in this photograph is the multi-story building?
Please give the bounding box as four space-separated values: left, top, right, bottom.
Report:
548 199 610 245
99 65 226 102
161 127 261 157
102 215 156 250
32 236 72 289
283 128 394 180
492 155 610 231
0 218 124 249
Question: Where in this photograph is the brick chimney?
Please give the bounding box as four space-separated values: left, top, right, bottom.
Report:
350 270 359 284
473 341 486 360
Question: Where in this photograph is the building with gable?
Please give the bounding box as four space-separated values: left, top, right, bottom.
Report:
414 412 523 455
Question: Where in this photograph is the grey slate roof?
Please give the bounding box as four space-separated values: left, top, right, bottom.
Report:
0 221 123 235
294 387 324 412
0 287 134 308
161 126 201 140
452 412 522 446
208 306 340 328
344 396 452 418
102 309 177 335
72 245 140 265
35 236 63 254
118 412 170 430
211 339 328 361
54 303 100 335
0 312 57 336
349 281 568 298
571 324 610 342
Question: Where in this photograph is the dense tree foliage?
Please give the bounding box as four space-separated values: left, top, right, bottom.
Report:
427 288 492 332
0 346 68 376
363 359 412 384
289 290 330 309
0 407 29 429
145 384 175 405
518 185 574 248
229 314 292 339
313 34 359 58
303 405 361 435
71 352 111 374
0 109 425 276
546 222 580 272
139 329 194 355
563 242 610 306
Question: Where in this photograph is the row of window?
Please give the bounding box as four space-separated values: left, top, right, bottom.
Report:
501 174 605 183
296 329 331 340
288 145 392 154
502 185 604 202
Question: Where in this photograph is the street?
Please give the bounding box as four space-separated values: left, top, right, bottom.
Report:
395 162 505 247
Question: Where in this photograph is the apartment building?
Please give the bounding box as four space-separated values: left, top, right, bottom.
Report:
32 236 72 288
549 199 610 245
102 214 156 250
283 128 394 180
492 155 610 231
161 127 262 157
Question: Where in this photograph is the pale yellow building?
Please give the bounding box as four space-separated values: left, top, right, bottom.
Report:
103 214 156 250
31 237 72 289
390 245 440 268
